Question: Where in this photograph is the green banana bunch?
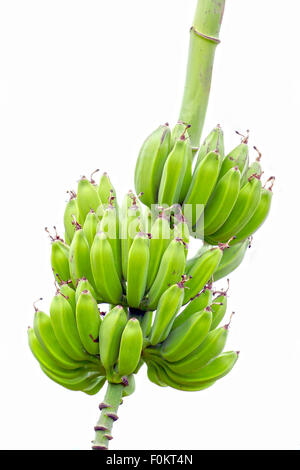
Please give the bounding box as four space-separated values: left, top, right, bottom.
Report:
28 0 277 450
143 282 237 391
29 297 105 395
134 124 273 245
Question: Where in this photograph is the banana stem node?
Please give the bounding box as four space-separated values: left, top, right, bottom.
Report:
190 25 221 44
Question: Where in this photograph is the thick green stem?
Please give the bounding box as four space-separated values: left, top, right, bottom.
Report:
179 0 226 149
92 382 123 450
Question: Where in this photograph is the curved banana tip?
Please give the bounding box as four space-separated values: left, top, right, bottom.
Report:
264 176 275 191
66 189 76 200
213 279 230 297
33 298 43 312
253 146 262 162
235 129 250 144
90 168 100 184
224 311 235 330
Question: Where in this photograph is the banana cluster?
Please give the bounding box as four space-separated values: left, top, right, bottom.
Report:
50 171 241 311
29 169 241 396
28 286 138 393
143 281 238 391
134 123 274 244
29 265 237 393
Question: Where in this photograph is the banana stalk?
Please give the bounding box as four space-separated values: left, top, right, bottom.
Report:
179 0 225 149
92 382 124 450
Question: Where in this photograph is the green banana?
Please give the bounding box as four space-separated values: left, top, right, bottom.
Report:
127 233 150 308
99 306 127 376
166 351 239 385
210 294 228 330
50 236 71 285
160 309 212 362
208 175 262 243
98 172 117 209
149 361 216 392
143 206 153 234
145 239 186 310
40 364 105 394
218 133 249 181
76 290 101 355
64 191 79 244
158 135 189 206
28 326 77 374
69 226 95 289
90 232 123 304
135 124 171 207
118 318 143 376
171 286 212 330
243 147 262 185
120 193 143 280
77 176 102 225
149 283 185 345
213 239 250 281
99 205 122 279
50 292 90 362
147 362 167 387
203 167 241 235
183 151 221 228
75 277 97 303
83 210 99 247
173 214 190 257
146 214 171 290
59 283 76 312
184 247 223 303
33 309 81 369
139 311 153 338
195 125 225 168
122 374 136 397
231 182 274 244
176 126 193 203
166 326 229 375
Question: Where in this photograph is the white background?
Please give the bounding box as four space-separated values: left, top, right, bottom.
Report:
0 0 299 450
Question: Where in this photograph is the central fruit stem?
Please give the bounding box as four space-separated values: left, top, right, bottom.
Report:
179 0 226 149
92 382 124 450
